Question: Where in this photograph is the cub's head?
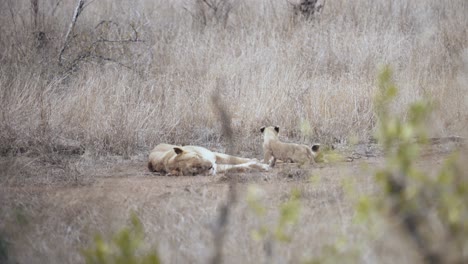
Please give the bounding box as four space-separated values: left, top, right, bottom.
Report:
260 126 280 140
311 144 320 157
171 147 214 176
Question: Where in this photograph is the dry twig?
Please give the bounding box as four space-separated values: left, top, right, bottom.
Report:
58 0 85 65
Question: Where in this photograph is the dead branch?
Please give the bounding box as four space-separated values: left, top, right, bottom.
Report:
58 0 85 65
89 55 132 70
202 0 216 11
30 0 39 28
194 0 234 28
6 0 26 57
288 0 325 20
51 0 64 16
94 20 143 43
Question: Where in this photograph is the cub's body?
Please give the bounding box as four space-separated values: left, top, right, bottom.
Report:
261 126 319 167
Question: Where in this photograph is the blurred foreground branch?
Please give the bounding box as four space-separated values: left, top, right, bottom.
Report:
210 84 236 264
367 66 468 264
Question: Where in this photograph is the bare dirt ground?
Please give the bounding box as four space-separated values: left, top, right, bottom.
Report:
0 142 462 264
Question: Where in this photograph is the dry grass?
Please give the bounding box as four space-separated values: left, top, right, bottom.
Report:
1 0 467 156
0 0 467 263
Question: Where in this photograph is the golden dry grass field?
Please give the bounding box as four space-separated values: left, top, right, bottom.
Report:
0 0 467 263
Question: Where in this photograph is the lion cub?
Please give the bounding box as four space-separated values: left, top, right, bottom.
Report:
260 126 320 167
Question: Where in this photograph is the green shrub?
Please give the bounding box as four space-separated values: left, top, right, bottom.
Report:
247 185 301 261
356 66 468 263
82 214 160 264
0 232 10 264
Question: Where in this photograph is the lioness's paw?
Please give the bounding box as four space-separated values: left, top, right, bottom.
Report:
259 163 270 171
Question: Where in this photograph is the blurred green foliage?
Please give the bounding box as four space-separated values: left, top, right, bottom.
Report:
304 242 359 264
306 66 467 263
356 66 468 263
82 214 160 264
247 185 301 243
0 232 10 264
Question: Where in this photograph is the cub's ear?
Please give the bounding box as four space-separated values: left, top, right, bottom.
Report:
173 147 184 155
311 144 320 152
260 126 265 133
274 126 280 133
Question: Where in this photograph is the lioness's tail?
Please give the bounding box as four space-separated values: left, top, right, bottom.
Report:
312 144 320 153
308 144 320 161
148 161 155 172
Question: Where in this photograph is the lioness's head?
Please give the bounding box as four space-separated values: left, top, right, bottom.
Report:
171 147 214 176
260 126 280 140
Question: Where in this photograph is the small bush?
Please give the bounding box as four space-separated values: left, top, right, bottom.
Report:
356 67 468 263
0 232 10 264
82 214 160 264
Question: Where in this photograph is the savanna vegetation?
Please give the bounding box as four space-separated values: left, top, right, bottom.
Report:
0 0 467 263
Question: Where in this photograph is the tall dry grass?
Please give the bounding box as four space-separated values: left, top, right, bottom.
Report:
0 0 467 157
1 1 467 262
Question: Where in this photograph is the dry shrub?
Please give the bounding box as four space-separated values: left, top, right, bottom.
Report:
0 0 466 154
0 2 466 262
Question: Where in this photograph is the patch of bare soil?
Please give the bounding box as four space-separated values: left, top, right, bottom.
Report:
0 142 462 264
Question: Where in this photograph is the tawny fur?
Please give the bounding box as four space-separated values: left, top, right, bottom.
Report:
148 143 269 176
261 126 319 167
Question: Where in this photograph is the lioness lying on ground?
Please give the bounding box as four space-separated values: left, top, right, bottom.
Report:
148 144 269 176
261 126 320 167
